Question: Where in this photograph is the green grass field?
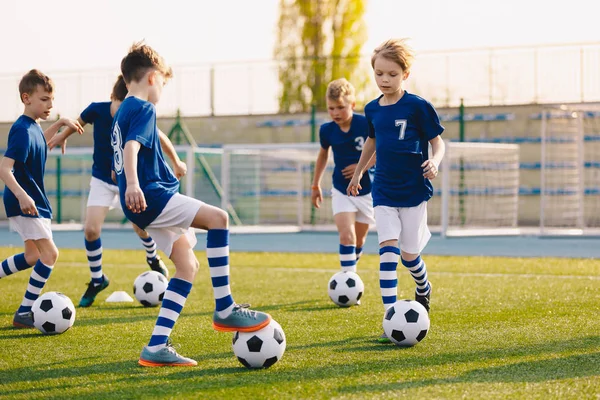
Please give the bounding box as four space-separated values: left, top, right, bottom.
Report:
0 248 598 399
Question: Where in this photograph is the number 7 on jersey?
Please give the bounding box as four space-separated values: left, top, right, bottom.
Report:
395 119 407 140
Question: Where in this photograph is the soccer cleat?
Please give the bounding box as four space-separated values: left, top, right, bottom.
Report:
13 311 34 329
147 256 169 279
415 283 431 313
79 275 110 307
212 303 272 332
138 341 197 367
377 331 392 344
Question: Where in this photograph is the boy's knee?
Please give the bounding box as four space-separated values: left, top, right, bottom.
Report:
24 250 40 266
40 246 59 266
209 209 229 230
339 231 356 245
84 225 101 241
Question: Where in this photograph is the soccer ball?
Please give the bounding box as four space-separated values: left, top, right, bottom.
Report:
232 320 286 369
327 271 364 307
382 300 430 347
133 271 168 307
31 292 76 335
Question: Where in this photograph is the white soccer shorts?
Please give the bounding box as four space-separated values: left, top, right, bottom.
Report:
9 216 53 241
87 177 120 209
331 188 375 225
145 193 204 258
374 202 431 254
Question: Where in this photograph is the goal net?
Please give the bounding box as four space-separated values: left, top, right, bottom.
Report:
433 141 520 237
540 106 600 235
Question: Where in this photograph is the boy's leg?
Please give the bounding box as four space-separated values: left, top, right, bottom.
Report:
14 239 58 328
354 221 370 264
0 242 35 279
139 235 197 367
80 206 110 307
334 212 357 272
399 202 432 312
189 203 271 332
133 224 168 278
353 192 375 265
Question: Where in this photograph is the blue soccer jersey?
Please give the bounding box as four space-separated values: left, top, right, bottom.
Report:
365 91 444 208
111 97 178 229
320 114 372 195
80 102 117 185
3 115 52 218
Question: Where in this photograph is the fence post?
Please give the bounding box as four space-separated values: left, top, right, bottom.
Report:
56 156 62 224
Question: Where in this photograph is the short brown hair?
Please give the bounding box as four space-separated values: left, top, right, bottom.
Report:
371 39 415 72
18 69 54 103
110 75 128 101
326 78 356 103
120 41 173 84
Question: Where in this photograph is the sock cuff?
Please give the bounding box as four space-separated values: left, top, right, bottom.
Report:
339 244 356 254
401 255 422 267
85 238 102 250
167 277 193 297
379 246 400 256
207 229 229 248
141 236 154 243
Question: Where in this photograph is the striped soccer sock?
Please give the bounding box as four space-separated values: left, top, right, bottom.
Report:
355 246 363 263
0 253 32 279
146 278 192 352
339 244 357 272
85 238 104 285
17 260 53 314
207 229 235 318
401 255 431 296
141 236 158 263
379 246 400 311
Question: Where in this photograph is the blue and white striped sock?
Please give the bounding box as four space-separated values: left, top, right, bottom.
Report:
146 278 192 352
379 246 399 311
355 246 363 263
85 238 104 285
0 253 32 279
141 236 158 262
207 229 235 318
339 244 357 272
402 255 431 296
17 260 53 314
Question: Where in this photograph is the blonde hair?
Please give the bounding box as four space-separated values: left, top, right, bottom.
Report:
371 39 415 72
326 78 356 103
120 41 173 84
18 69 54 103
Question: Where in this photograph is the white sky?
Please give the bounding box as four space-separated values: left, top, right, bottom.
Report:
1 0 599 75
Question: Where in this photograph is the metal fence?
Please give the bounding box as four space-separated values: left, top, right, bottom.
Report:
1 42 599 121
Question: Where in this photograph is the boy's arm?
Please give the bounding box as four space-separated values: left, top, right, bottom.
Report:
43 118 84 143
123 141 146 213
422 135 446 180
347 137 376 196
310 147 329 208
158 129 187 179
0 157 37 216
47 117 87 154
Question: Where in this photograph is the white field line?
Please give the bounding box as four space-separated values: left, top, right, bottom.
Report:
58 262 600 280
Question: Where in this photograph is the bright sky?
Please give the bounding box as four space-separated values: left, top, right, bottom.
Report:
1 0 599 75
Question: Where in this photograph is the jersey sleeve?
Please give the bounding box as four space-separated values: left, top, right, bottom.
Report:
418 101 444 140
319 124 330 150
4 126 30 162
366 111 376 138
125 104 155 149
80 103 100 124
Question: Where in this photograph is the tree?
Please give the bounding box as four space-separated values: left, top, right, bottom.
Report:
274 0 368 113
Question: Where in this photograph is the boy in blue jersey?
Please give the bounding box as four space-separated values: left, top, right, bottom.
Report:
0 69 84 327
347 39 446 343
311 78 375 274
48 75 188 307
112 42 271 367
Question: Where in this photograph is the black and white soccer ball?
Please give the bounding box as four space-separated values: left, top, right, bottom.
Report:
382 300 430 347
232 320 286 369
133 271 168 307
31 291 76 335
327 271 364 307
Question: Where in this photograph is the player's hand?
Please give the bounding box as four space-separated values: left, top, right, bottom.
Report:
17 194 38 216
47 132 67 153
341 163 357 179
347 174 362 197
422 159 439 179
311 186 322 208
125 184 147 213
173 160 187 179
60 118 84 135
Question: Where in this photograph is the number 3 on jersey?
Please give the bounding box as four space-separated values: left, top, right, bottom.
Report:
395 119 407 140
111 122 124 174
